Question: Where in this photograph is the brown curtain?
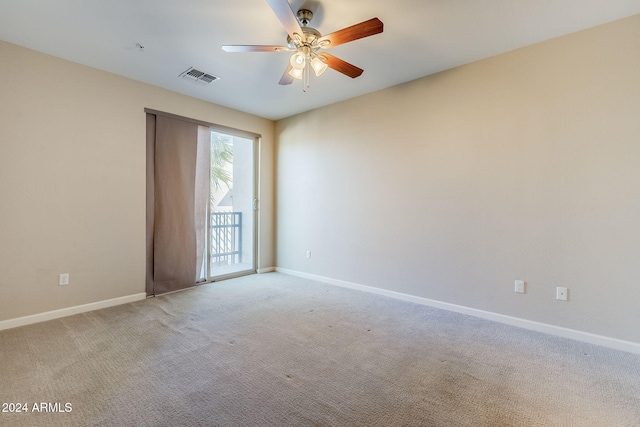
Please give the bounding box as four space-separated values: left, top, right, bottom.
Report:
146 113 210 296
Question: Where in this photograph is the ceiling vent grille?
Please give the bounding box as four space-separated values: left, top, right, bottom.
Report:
179 67 220 85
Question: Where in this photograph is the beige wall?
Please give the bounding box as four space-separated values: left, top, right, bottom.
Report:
0 41 275 321
276 15 640 343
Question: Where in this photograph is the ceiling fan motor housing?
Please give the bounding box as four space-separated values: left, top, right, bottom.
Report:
287 26 321 48
285 9 322 49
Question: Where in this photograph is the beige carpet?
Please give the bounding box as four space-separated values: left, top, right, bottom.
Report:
1 272 639 426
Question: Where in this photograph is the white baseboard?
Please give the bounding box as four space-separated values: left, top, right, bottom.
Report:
275 268 640 355
0 293 147 332
257 267 276 274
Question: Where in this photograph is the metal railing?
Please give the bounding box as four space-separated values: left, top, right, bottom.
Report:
210 212 242 267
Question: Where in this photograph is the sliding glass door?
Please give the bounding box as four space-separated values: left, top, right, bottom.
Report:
207 130 256 280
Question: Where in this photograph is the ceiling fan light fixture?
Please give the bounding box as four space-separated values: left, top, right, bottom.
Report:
290 52 306 70
311 56 328 76
288 67 304 80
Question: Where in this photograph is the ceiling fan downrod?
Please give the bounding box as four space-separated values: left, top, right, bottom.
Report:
297 9 313 26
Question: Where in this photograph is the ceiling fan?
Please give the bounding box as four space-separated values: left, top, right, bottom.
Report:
222 0 383 91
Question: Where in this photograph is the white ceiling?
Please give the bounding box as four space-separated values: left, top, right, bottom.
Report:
1 1 639 120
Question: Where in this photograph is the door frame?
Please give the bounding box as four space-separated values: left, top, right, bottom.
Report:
206 127 260 282
145 109 262 285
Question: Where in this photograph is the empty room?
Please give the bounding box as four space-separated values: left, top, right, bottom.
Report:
1 1 639 426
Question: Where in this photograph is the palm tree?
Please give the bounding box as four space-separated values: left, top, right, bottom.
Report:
210 131 233 205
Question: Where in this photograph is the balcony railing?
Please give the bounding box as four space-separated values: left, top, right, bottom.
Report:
210 211 242 267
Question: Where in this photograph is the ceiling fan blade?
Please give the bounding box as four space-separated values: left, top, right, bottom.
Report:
265 0 304 41
279 64 294 85
222 45 290 53
320 53 364 78
318 18 383 48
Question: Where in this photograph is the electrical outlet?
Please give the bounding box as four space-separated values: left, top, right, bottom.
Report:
59 273 69 286
515 280 525 293
556 286 568 301
306 250 311 259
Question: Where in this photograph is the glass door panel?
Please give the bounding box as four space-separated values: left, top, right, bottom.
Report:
208 130 255 279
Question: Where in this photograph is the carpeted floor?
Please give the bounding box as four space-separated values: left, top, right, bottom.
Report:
1 272 639 426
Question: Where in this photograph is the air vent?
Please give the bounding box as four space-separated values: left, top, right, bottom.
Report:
179 67 220 85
